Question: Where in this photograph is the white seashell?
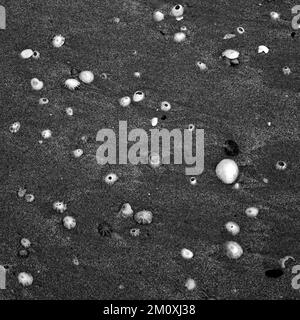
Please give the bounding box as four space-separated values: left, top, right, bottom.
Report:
149 153 161 168
270 11 280 20
185 278 196 291
190 177 197 185
73 149 83 158
181 248 194 259
225 221 240 235
17 187 27 198
160 101 171 111
63 216 76 229
20 49 34 59
275 161 287 170
196 61 208 71
104 173 118 185
9 121 21 133
245 206 259 218
39 97 49 105
222 49 240 60
171 4 184 17
174 32 186 43
20 238 31 248
65 107 74 116
32 50 40 59
132 91 145 103
64 78 80 90
133 71 141 78
258 45 269 54
134 210 153 225
52 34 65 48
236 27 245 34
151 117 158 127
129 228 140 237
41 129 52 139
119 203 133 218
223 33 236 40
119 96 131 107
153 10 164 22
225 241 243 259
25 194 35 203
216 159 239 184
18 272 33 286
31 78 44 91
79 70 94 84
53 201 67 213
282 66 291 75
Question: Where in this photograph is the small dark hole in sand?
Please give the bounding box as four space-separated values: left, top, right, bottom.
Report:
291 31 296 38
161 115 167 120
265 269 284 278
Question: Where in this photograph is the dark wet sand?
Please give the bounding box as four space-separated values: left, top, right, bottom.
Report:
0 0 299 299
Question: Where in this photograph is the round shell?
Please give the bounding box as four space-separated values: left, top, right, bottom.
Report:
134 210 153 225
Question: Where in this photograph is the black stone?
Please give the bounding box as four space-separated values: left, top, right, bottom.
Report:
161 115 167 120
18 249 29 258
265 269 284 278
291 31 296 38
224 140 240 156
97 223 113 237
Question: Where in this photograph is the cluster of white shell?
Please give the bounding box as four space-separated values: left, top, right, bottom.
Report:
118 203 153 225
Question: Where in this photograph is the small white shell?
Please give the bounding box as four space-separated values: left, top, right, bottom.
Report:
17 187 27 198
196 61 208 71
25 194 35 203
133 91 145 103
225 221 240 236
174 32 186 43
181 248 194 260
149 153 161 168
63 216 76 229
170 4 184 17
9 121 21 133
153 10 164 22
134 210 153 225
31 78 44 91
223 33 236 40
52 34 65 48
18 272 33 286
65 107 74 116
41 129 52 139
119 96 131 107
190 177 197 185
20 238 31 248
73 149 83 158
282 66 291 75
151 117 158 127
104 173 118 185
129 228 140 237
39 97 49 105
53 201 67 213
188 124 195 131
236 27 245 34
258 45 269 54
225 241 243 259
185 278 196 291
133 71 141 78
119 203 134 218
64 78 80 90
20 49 34 59
160 101 171 111
270 11 280 20
216 159 239 184
275 161 287 170
222 49 240 60
245 206 259 218
79 70 94 84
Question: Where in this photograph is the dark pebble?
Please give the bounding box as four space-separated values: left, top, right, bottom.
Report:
97 223 113 237
18 249 29 258
224 140 240 156
265 269 284 278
